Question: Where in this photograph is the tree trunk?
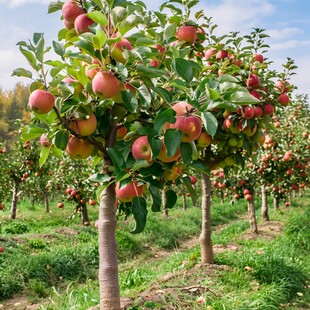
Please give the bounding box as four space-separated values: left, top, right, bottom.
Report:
10 181 19 220
199 173 214 264
182 193 187 210
43 191 50 213
98 183 120 310
220 191 224 204
80 202 90 226
248 200 258 234
274 196 280 210
29 194 34 206
162 188 168 217
261 184 269 221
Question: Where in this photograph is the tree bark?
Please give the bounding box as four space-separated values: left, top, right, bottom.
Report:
274 196 280 210
29 194 34 206
261 184 269 221
199 173 214 264
182 193 187 210
10 181 19 220
162 188 168 217
248 200 258 234
43 191 50 213
220 191 224 204
98 183 120 310
80 202 90 226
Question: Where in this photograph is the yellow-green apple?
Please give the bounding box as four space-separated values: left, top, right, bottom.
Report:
115 181 144 202
74 13 94 34
253 130 265 145
262 103 274 115
92 71 121 98
222 109 232 118
170 115 202 142
172 101 194 116
40 134 51 147
197 131 212 147
62 0 84 23
246 73 260 88
228 137 238 147
176 25 197 44
157 139 181 163
131 135 152 162
163 163 182 181
253 54 264 63
28 89 55 114
111 37 132 64
243 106 255 119
66 136 94 159
277 93 290 106
69 113 97 136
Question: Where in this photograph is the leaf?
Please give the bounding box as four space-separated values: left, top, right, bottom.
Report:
39 146 50 168
131 196 148 234
150 87 173 103
87 11 108 27
183 176 198 205
107 147 126 171
224 91 260 104
148 135 162 160
191 160 210 175
88 173 112 183
11 68 32 78
172 58 193 83
180 142 193 165
164 129 182 157
166 190 177 209
19 47 37 70
118 14 143 35
136 64 169 78
53 41 64 58
164 23 177 41
75 39 96 56
121 91 138 113
54 130 69 150
154 108 176 134
202 112 218 137
93 28 107 49
48 1 63 13
35 35 45 63
131 159 151 172
21 125 45 142
149 185 161 212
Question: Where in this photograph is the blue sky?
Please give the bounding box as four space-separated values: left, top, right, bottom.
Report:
0 0 309 99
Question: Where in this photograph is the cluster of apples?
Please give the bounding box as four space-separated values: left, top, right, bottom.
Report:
211 169 227 189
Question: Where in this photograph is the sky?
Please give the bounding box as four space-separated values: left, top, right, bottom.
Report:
0 0 309 99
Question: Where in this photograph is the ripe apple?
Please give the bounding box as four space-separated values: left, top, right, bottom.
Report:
74 13 94 34
0 203 4 211
149 59 159 67
204 48 215 60
153 44 166 54
170 115 202 142
157 139 181 163
116 125 128 141
250 90 261 100
216 50 229 60
262 103 274 115
243 106 255 119
277 93 290 106
0 247 4 253
172 101 194 116
40 134 51 147
253 106 263 118
197 131 212 147
131 136 152 162
233 194 240 200
111 38 132 64
189 175 198 185
246 74 260 88
176 25 197 44
62 0 84 23
66 136 94 159
244 189 251 195
115 181 144 202
89 198 96 205
92 71 121 98
57 202 64 209
275 80 290 93
69 113 97 136
244 194 253 201
163 163 182 181
253 54 264 63
85 58 101 79
28 89 55 114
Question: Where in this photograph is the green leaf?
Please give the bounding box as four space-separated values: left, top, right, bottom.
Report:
88 173 112 183
87 11 108 27
53 41 64 58
48 1 63 13
75 39 96 56
225 91 260 104
183 176 198 205
121 91 138 113
54 130 69 150
131 196 148 234
149 185 161 212
164 23 177 41
11 68 32 78
111 6 127 25
108 147 126 171
166 190 177 209
93 28 107 49
35 35 45 63
191 160 210 175
39 146 50 168
136 64 169 78
180 142 193 165
19 47 37 70
154 108 176 134
202 112 218 137
172 58 193 83
150 87 173 103
131 159 151 172
118 14 143 35
21 125 46 142
164 129 182 157
148 135 162 160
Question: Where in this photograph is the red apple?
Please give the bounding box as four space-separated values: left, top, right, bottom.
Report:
233 194 240 200
85 58 101 79
216 50 229 60
153 44 166 54
0 203 4 211
111 37 132 64
170 115 202 142
70 113 97 136
116 125 128 141
262 103 274 115
115 181 144 202
62 0 84 23
131 136 152 162
40 134 51 147
253 106 263 118
57 202 64 209
89 198 96 205
92 71 121 98
250 90 261 100
66 136 94 159
253 54 264 63
0 247 4 253
189 175 198 185
149 59 159 67
172 101 194 116
74 13 94 34
246 74 260 88
176 25 197 44
243 189 251 195
277 93 290 106
243 106 255 119
244 194 253 201
28 89 55 114
204 48 215 60
275 80 290 93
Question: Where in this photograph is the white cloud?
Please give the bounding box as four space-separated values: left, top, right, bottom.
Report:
0 0 50 8
267 27 303 41
271 39 310 50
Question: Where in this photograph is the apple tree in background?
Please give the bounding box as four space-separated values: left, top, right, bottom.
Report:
13 0 301 308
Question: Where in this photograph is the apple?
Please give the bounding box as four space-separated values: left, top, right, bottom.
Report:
66 136 94 159
163 163 182 181
243 106 255 119
275 80 290 93
149 59 159 67
115 181 144 202
250 90 261 100
172 101 194 116
0 247 4 253
28 89 55 114
170 115 202 142
253 54 264 63
157 139 181 163
62 0 84 23
189 175 198 185
277 93 290 106
197 131 212 147
253 106 263 118
0 203 4 210
111 38 132 64
131 136 152 162
216 50 229 60
233 194 240 200
244 194 253 201
153 44 166 54
74 13 95 34
243 189 251 195
89 198 96 205
176 25 197 44
92 71 121 98
222 109 232 119
57 202 64 209
246 74 260 88
204 48 215 60
69 113 97 136
116 125 128 141
85 58 101 79
40 134 51 147
262 103 274 115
